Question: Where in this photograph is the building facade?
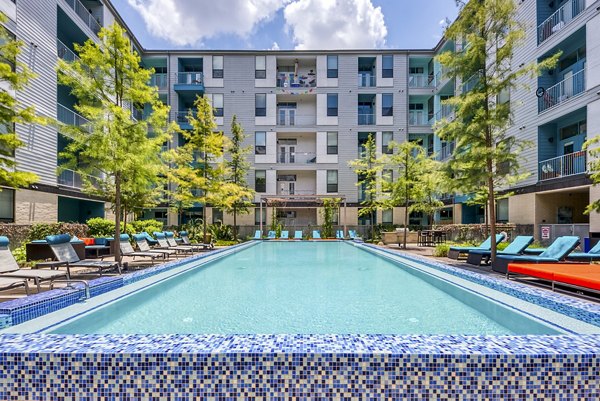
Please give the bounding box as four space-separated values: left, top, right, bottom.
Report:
2 0 599 240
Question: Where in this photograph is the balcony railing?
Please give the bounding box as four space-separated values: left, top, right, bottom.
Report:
538 69 585 113
408 74 435 88
277 151 316 164
436 142 456 161
149 73 168 91
62 0 102 34
462 71 481 93
276 112 316 127
175 72 204 85
430 105 455 124
358 113 375 125
276 189 316 196
57 104 90 131
57 168 101 190
277 73 317 88
434 67 448 87
538 151 586 181
409 111 429 126
174 111 198 124
538 0 585 44
358 73 376 87
57 39 78 62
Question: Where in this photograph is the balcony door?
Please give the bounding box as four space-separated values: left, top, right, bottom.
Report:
278 139 297 163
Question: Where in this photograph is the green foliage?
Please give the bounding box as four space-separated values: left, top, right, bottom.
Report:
208 221 233 241
320 198 341 238
0 13 42 188
86 217 116 237
214 240 238 246
433 244 450 257
584 136 600 214
130 219 164 235
11 245 27 265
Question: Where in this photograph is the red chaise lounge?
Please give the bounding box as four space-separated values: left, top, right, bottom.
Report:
507 263 600 293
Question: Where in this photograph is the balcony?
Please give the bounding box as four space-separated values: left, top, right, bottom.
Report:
409 111 430 126
276 73 317 89
276 111 316 127
173 72 204 94
62 0 102 35
58 168 101 190
358 113 375 125
538 151 586 181
430 105 455 124
408 74 435 88
174 110 198 130
538 0 585 45
57 104 90 132
277 151 316 164
436 142 456 161
538 69 585 113
358 73 376 87
149 73 168 91
57 39 78 62
462 71 481 93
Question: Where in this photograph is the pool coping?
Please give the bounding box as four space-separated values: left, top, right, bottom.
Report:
0 240 600 356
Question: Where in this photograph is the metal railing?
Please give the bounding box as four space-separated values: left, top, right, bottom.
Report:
358 73 376 87
62 0 102 34
57 39 78 62
276 74 317 88
409 111 429 126
538 69 585 113
175 72 204 85
436 142 456 161
57 104 89 131
149 73 168 91
57 168 101 190
408 74 435 88
276 189 316 196
430 105 455 124
538 0 585 44
277 151 317 164
538 151 586 181
434 67 448 87
358 113 375 125
276 112 316 126
462 71 481 93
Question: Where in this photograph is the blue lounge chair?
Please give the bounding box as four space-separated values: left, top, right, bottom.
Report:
447 234 505 260
280 231 289 239
492 236 581 274
466 236 534 266
294 231 303 240
141 231 158 246
312 230 321 239
566 241 600 262
336 230 344 239
46 234 122 276
267 231 276 239
348 230 357 239
253 230 261 240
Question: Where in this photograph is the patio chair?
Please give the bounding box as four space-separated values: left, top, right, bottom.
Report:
141 231 159 246
253 230 261 240
492 235 581 274
294 231 303 240
447 234 505 260
312 230 321 239
153 232 193 255
46 234 122 276
267 231 276 240
336 230 344 239
164 232 195 253
348 230 358 239
119 234 161 264
566 241 600 262
466 236 534 266
0 236 63 292
178 231 213 250
0 276 29 295
132 234 176 258
280 231 289 239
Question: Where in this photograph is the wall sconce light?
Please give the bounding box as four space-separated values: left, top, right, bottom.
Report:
548 137 554 143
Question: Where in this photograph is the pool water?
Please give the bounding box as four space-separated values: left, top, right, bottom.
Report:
51 242 557 335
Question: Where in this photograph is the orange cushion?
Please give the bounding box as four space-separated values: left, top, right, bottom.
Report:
81 238 95 246
508 263 562 280
553 271 600 291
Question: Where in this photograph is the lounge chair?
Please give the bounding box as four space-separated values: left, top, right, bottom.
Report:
447 234 505 260
294 231 303 240
141 231 159 246
280 231 289 239
492 235 581 274
46 234 122 276
133 234 176 258
0 276 29 295
466 236 534 266
253 230 261 240
507 263 600 294
566 241 600 262
348 230 358 239
164 232 195 253
153 232 193 255
178 231 213 250
312 230 321 239
0 236 60 293
267 231 276 240
336 230 344 239
119 234 161 264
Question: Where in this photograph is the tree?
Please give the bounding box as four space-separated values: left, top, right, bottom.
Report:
410 161 446 228
223 115 254 241
57 23 172 263
320 197 341 238
0 13 41 188
435 0 558 261
349 134 382 241
584 137 600 214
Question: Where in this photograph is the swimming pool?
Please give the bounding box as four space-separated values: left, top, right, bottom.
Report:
2 241 600 399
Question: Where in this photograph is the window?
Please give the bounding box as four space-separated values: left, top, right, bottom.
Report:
409 103 424 110
212 56 223 78
439 207 453 222
212 208 223 224
382 55 393 78
382 94 393 116
0 189 14 222
409 67 424 74
382 132 393 154
560 120 586 140
255 132 266 154
327 132 338 155
255 56 266 79
358 209 376 226
212 94 223 117
255 170 266 192
255 94 266 116
327 93 338 116
382 169 393 193
496 198 508 223
382 209 393 225
255 208 267 225
327 55 338 78
327 170 338 193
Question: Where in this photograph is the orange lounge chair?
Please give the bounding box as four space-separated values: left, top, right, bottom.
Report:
507 263 600 293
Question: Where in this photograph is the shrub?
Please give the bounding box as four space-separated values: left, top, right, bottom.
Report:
433 243 450 257
131 219 163 235
214 240 238 246
208 221 233 241
86 217 115 237
27 223 63 241
11 245 27 265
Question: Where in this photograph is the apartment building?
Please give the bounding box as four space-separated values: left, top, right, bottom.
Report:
2 0 600 241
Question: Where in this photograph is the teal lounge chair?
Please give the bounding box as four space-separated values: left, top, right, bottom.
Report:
466 236 534 266
153 232 193 255
280 231 289 239
253 230 261 240
46 234 122 276
267 231 276 240
118 234 161 264
447 234 505 260
294 231 303 240
312 230 321 239
348 230 357 239
493 235 581 274
336 230 344 239
133 234 175 258
178 231 213 250
566 241 600 262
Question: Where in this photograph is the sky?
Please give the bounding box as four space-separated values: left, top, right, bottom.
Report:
111 0 460 51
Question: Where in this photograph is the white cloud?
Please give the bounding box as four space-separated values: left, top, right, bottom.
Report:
127 0 290 46
283 0 387 49
270 41 280 50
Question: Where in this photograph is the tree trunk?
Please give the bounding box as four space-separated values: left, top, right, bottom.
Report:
403 198 409 249
233 205 238 241
371 210 375 242
203 207 208 244
114 173 122 265
487 173 497 262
